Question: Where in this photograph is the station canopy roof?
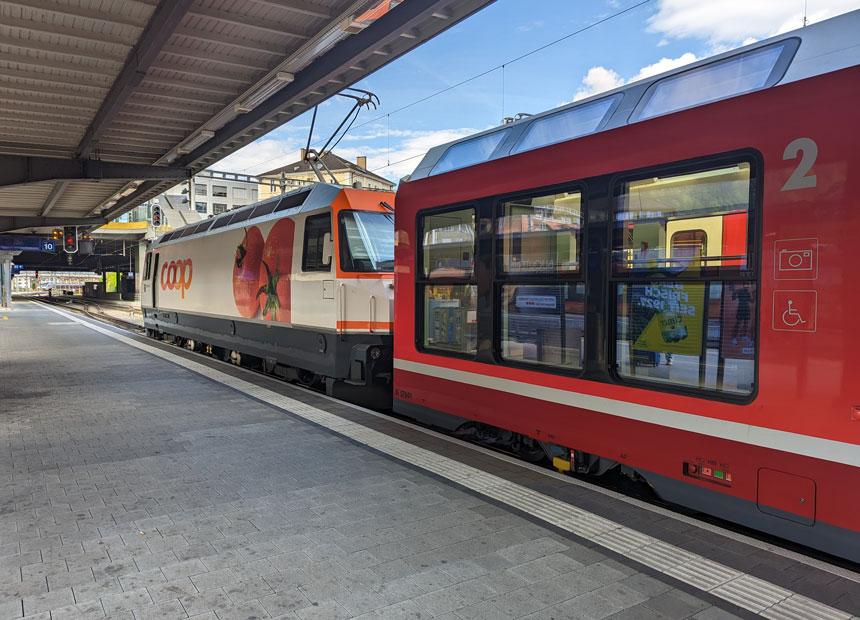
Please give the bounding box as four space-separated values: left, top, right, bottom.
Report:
0 0 494 234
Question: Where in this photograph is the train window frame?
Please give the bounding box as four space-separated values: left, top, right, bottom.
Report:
302 212 332 273
607 151 762 403
491 183 588 375
629 39 799 123
143 252 152 280
416 204 479 359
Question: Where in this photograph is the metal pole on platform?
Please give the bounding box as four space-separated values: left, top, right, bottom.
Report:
0 255 11 308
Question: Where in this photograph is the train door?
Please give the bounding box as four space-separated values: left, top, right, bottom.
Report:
141 251 154 308
142 251 159 309
292 212 336 330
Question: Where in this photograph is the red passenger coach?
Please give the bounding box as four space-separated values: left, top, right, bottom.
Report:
393 11 860 562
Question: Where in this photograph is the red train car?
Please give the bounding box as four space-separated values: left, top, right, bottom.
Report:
393 11 860 562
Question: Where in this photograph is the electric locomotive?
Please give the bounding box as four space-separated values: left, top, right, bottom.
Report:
393 11 860 561
142 183 394 407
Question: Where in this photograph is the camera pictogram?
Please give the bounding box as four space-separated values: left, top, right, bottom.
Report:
774 238 818 280
779 248 813 271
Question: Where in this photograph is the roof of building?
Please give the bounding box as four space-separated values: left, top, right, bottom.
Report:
261 153 393 187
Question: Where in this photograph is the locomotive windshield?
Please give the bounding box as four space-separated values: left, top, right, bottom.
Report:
338 210 395 272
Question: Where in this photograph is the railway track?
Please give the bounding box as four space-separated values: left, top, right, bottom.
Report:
26 295 144 332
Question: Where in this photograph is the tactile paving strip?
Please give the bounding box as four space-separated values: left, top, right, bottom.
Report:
40 302 858 620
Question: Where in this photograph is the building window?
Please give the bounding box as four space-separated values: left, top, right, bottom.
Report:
303 213 332 272
612 161 756 395
418 207 477 355
213 203 227 215
233 187 248 200
195 185 207 196
195 202 207 213
213 185 227 198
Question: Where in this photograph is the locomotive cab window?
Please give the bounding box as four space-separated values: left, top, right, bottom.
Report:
303 213 332 272
612 162 757 395
419 207 477 355
338 210 394 272
496 191 585 370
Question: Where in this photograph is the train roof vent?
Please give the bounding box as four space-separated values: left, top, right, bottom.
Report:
274 188 312 212
196 219 215 234
630 39 798 122
249 200 279 220
430 130 508 176
227 207 254 225
512 95 620 155
210 214 232 231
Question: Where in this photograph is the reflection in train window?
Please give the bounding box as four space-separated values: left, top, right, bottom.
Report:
501 284 585 369
634 43 786 121
613 163 752 277
615 281 755 395
497 192 582 275
421 208 475 279
422 285 477 355
419 207 477 357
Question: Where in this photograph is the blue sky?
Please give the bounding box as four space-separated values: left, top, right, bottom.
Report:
216 0 860 183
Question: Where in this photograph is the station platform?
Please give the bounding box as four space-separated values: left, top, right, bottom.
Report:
1 300 858 620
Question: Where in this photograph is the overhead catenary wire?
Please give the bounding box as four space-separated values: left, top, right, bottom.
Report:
236 0 652 175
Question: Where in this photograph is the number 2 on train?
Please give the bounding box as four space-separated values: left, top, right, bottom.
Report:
781 137 818 191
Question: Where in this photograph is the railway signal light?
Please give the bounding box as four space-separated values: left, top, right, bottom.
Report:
63 226 78 254
151 205 162 227
52 229 61 241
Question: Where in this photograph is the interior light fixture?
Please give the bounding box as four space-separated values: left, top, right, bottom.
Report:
176 130 215 155
235 72 295 114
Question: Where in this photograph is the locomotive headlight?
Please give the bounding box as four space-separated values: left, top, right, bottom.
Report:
369 346 382 360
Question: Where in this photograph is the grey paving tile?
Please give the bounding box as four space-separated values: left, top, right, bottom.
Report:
214 599 272 620
259 589 312 617
22 588 76 616
643 589 712 619
133 599 189 620
147 578 199 603
100 588 153 615
47 600 106 620
179 588 231 616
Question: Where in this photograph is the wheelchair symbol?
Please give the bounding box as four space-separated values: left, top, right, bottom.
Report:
781 300 806 327
772 290 816 332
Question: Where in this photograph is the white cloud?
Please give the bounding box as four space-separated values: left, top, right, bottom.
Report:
573 66 624 101
209 138 303 175
629 52 698 83
647 0 860 47
569 52 698 103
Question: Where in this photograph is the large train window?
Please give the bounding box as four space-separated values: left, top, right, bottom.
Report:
430 131 507 176
496 191 585 370
418 207 477 355
631 39 797 122
612 162 757 395
513 96 618 155
338 210 394 272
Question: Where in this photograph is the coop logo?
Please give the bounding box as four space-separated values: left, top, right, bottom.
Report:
160 259 193 298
